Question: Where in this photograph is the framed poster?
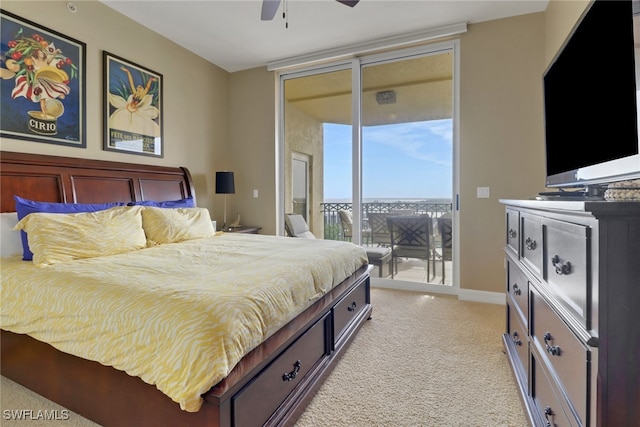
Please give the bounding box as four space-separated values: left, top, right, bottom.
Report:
103 51 163 157
0 10 86 147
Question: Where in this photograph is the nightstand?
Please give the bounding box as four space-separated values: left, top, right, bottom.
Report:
224 226 261 234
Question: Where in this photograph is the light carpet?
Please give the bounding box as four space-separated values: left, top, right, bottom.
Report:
1 287 528 426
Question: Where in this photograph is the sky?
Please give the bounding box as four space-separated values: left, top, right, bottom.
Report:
323 119 453 201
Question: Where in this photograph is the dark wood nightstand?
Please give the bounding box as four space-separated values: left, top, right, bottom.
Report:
224 226 261 234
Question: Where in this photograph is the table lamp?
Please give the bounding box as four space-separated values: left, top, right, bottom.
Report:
215 171 235 230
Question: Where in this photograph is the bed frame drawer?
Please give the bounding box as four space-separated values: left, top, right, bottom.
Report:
333 279 369 344
232 313 330 426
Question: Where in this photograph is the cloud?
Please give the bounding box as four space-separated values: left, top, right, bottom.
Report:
364 119 452 165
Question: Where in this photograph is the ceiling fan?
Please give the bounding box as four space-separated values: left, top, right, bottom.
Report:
261 0 360 21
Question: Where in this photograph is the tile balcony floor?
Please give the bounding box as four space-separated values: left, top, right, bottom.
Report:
369 253 453 286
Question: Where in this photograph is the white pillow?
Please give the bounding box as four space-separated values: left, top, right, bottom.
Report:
0 212 23 258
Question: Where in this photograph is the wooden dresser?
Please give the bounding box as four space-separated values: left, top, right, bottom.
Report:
500 199 640 427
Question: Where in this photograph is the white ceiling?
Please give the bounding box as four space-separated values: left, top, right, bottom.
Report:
100 0 548 73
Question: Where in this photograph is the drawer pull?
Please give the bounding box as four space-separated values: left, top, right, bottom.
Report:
544 406 554 427
512 283 522 296
282 360 302 382
512 331 522 346
508 228 517 239
543 332 561 356
525 237 537 251
347 301 357 312
551 255 572 275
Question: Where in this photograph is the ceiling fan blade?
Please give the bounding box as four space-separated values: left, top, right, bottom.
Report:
261 0 281 21
335 0 360 7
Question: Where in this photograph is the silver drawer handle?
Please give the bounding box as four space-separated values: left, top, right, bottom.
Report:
544 406 553 427
282 360 301 382
525 237 537 251
543 332 561 356
508 228 517 239
551 255 572 275
512 283 522 296
512 331 522 346
347 301 357 312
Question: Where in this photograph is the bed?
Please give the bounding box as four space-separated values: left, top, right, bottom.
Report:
0 151 373 426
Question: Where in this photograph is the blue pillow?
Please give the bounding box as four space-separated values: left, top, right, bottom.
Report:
14 195 124 261
127 197 195 208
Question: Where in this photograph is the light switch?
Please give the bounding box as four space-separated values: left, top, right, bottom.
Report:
253 189 259 198
477 187 490 198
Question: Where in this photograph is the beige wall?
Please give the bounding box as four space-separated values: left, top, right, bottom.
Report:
457 12 546 293
544 0 590 66
452 1 590 294
1 1 589 295
0 0 229 221
228 68 277 234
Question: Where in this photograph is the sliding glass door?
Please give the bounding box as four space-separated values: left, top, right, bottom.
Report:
282 67 352 238
361 51 454 287
280 42 458 290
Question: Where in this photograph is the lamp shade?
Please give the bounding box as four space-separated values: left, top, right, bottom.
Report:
215 171 235 194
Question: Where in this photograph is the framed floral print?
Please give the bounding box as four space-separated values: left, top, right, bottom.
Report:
103 51 163 157
0 10 86 147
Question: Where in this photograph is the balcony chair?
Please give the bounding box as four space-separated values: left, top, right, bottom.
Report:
437 214 453 284
368 211 407 247
387 215 436 280
284 213 316 239
338 209 371 244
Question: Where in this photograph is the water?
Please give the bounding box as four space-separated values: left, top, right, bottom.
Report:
324 197 452 204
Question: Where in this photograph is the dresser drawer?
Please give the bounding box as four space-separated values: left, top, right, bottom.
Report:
506 208 520 256
544 218 590 327
531 290 588 425
233 313 330 426
507 260 528 327
333 280 369 344
521 213 543 277
531 350 577 427
506 300 528 381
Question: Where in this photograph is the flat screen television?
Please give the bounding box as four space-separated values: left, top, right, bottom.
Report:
543 0 640 191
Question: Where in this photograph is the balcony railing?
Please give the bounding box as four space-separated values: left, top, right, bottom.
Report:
321 200 453 241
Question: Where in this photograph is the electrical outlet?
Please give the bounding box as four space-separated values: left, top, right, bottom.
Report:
253 189 259 198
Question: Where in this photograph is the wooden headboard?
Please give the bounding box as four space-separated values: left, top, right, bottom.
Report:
0 151 195 213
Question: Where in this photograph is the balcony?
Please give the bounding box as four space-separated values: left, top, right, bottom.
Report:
321 201 453 285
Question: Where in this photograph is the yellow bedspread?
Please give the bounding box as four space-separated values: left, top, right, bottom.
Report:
0 233 368 412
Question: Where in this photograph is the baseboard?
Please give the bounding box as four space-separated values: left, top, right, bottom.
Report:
371 279 506 305
457 288 505 305
371 279 458 295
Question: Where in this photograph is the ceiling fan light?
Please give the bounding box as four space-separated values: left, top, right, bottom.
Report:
262 0 359 21
261 0 281 20
336 0 360 7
